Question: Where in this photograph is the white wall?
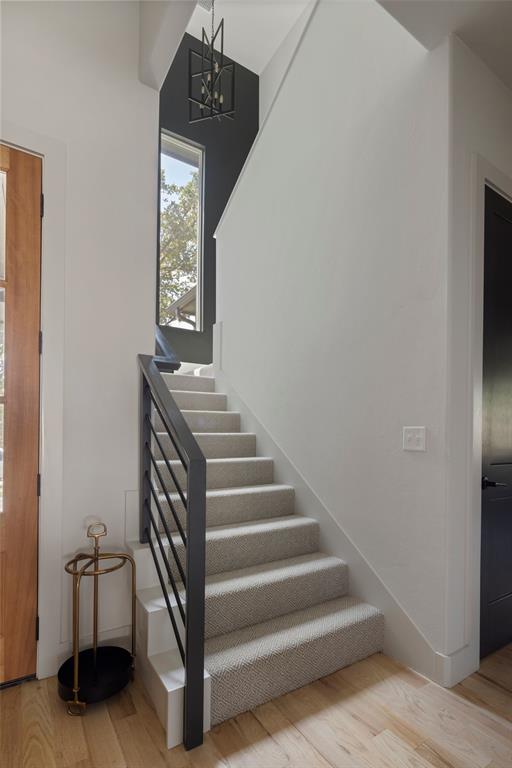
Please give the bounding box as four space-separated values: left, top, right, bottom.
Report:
443 35 512 679
1 1 158 677
139 0 195 91
259 2 315 123
216 0 452 660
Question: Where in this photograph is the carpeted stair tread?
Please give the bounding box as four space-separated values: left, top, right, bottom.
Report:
205 596 384 724
156 432 257 459
155 409 240 433
138 552 349 640
162 372 215 392
156 483 295 531
169 514 320 578
169 390 227 411
156 456 274 491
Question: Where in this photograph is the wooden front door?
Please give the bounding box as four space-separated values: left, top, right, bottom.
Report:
481 185 512 658
0 145 42 684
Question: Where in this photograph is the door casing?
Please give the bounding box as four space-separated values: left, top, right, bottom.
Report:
466 158 512 675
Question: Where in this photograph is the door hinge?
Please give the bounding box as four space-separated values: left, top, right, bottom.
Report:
39 331 43 355
37 473 41 497
40 193 44 218
35 616 39 642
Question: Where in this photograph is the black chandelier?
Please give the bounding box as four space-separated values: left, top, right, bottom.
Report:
188 0 235 123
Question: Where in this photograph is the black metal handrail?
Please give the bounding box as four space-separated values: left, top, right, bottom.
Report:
138 350 206 750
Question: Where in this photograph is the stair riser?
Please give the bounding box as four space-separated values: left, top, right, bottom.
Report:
169 391 227 411
209 612 384 725
155 486 295 532
171 520 320 579
154 459 274 492
142 561 349 655
205 561 348 639
139 599 183 657
129 518 316 588
162 373 215 392
154 410 240 433
136 641 212 750
137 593 185 658
130 540 170 590
154 433 256 460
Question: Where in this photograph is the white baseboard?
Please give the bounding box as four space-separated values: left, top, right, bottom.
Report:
434 643 480 688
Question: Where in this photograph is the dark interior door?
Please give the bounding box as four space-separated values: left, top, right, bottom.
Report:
481 185 512 658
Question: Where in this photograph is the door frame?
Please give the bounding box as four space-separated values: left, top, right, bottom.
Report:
1 124 66 679
466 156 512 673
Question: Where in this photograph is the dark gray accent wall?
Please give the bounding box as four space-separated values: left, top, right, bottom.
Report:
159 33 259 363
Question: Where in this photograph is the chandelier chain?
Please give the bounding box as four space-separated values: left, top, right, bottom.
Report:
211 0 215 49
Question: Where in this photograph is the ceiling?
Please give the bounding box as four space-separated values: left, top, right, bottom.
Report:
186 0 310 75
379 0 512 90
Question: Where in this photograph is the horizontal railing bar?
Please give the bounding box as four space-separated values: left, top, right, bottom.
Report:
145 525 185 663
146 501 186 625
148 480 187 587
139 354 205 468
147 417 189 514
148 451 187 547
150 393 188 471
147 442 187 547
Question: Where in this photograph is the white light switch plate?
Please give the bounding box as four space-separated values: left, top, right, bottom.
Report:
403 426 426 452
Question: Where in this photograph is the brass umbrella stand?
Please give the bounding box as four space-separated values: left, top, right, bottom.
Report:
58 523 136 715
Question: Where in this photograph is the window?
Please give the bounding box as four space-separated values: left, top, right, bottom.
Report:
159 132 204 331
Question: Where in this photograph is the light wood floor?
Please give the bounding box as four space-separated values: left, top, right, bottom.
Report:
2 647 512 768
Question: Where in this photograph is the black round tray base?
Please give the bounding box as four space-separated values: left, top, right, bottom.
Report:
58 646 133 705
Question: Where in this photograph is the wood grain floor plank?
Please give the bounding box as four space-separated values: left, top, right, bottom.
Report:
21 679 57 768
425 679 512 735
338 664 490 768
2 648 512 767
414 742 457 768
419 682 512 766
371 654 430 690
107 686 137 722
175 735 229 768
209 712 288 768
361 729 437 768
126 677 170 756
479 648 512 694
45 677 89 768
252 698 333 768
352 656 512 767
324 669 424 748
113 711 168 768
273 683 369 767
0 682 22 768
125 683 184 767
81 701 127 768
454 674 512 722
127 677 224 768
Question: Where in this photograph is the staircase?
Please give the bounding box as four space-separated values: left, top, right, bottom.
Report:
129 368 384 748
